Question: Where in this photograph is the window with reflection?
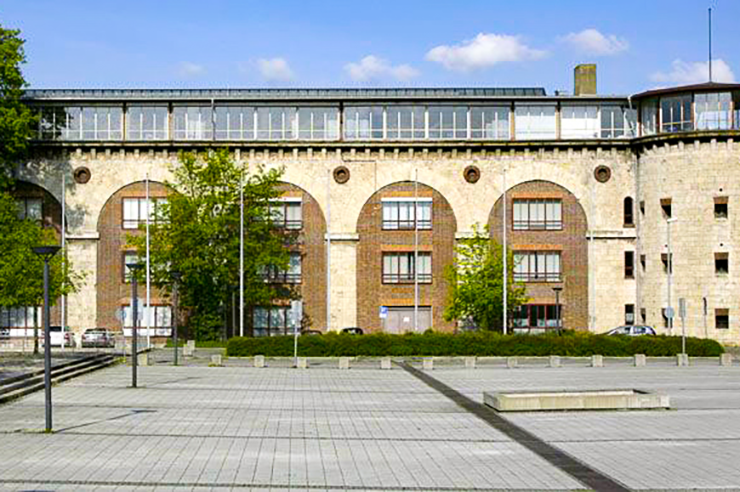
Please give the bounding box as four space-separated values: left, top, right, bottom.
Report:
514 104 556 139
344 106 383 139
734 92 740 130
513 304 559 328
173 106 213 140
641 99 658 136
382 252 432 284
513 199 562 230
259 252 302 283
470 106 509 139
428 106 467 139
122 197 168 229
16 198 42 222
661 95 692 132
561 105 599 139
126 106 168 140
256 107 296 140
253 304 301 337
382 199 432 230
513 251 561 282
215 106 255 140
297 107 339 140
695 92 731 130
386 106 425 139
269 201 302 229
600 106 628 138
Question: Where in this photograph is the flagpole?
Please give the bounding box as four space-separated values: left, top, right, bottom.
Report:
239 161 244 337
145 173 151 348
502 168 508 335
414 168 419 332
326 168 331 333
61 172 66 351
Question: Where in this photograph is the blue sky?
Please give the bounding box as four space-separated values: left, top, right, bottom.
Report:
2 0 738 95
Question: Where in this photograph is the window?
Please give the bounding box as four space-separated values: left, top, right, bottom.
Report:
661 253 673 274
513 251 561 282
661 308 670 329
122 252 140 282
714 197 728 219
215 106 255 140
734 91 740 130
16 198 42 222
470 106 509 139
269 201 302 229
641 99 658 135
38 106 67 140
126 106 168 140
640 308 646 324
695 92 731 130
122 198 168 229
513 199 562 230
661 95 692 133
515 104 556 140
253 303 302 337
715 252 729 275
625 304 635 326
640 254 646 272
560 105 599 139
297 107 339 140
123 305 172 329
660 198 672 218
382 199 432 230
257 107 296 140
428 106 467 139
639 200 645 215
623 197 634 226
382 252 432 284
173 106 213 140
0 307 40 328
260 252 302 283
624 251 635 278
386 106 425 140
51 106 123 140
716 309 729 329
513 304 559 328
600 105 634 138
343 106 383 140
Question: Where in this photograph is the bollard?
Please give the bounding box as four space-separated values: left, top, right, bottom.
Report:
464 356 476 369
720 353 733 367
549 355 561 368
138 352 149 367
210 354 222 366
380 357 391 370
422 358 434 371
296 357 308 369
591 355 604 367
339 357 350 370
183 340 195 357
677 353 689 367
254 355 265 368
507 357 518 369
634 354 646 367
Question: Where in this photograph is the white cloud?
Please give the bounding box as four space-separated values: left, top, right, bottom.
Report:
344 55 420 82
256 58 294 82
425 33 546 72
651 59 735 85
559 29 628 56
176 61 205 77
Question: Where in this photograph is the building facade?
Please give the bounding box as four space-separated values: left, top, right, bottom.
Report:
5 68 740 344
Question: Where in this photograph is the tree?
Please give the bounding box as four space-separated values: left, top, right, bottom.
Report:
0 193 83 352
0 24 36 190
128 149 296 341
443 224 527 331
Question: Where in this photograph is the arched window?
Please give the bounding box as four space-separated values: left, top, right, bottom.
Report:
624 197 634 227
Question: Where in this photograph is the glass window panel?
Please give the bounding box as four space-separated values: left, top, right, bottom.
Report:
561 105 600 139
515 104 556 140
126 106 168 140
285 202 302 228
661 95 692 133
471 106 509 139
64 107 81 140
696 92 732 130
253 307 269 329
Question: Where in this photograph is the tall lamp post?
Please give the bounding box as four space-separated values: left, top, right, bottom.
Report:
32 245 61 433
127 262 144 388
552 286 563 331
171 271 181 366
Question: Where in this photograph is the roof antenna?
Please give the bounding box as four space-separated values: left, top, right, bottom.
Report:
708 7 713 82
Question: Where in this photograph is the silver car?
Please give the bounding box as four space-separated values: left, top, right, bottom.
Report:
607 325 656 336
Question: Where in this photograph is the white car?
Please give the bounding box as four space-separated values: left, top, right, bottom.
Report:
606 325 656 336
47 326 75 346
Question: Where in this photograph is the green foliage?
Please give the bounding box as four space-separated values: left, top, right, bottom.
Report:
0 192 83 308
443 224 528 331
128 149 295 341
226 330 724 357
0 24 36 190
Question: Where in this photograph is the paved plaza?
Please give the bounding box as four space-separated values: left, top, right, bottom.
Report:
1 358 740 491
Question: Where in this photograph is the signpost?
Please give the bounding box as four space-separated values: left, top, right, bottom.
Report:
679 298 687 354
292 300 303 366
379 306 388 332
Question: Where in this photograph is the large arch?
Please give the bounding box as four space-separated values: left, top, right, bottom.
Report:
356 181 458 333
10 180 63 234
96 180 170 333
489 180 589 331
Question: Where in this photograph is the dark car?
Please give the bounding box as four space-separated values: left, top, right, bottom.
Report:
301 329 323 336
341 327 364 335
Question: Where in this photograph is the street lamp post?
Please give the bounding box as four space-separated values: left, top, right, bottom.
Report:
171 271 181 366
552 286 563 331
32 245 61 433
127 262 144 388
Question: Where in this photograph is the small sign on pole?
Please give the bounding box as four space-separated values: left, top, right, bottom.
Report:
379 306 388 319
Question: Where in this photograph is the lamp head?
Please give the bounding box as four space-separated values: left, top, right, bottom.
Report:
126 262 145 272
32 245 61 261
552 286 563 293
171 270 182 281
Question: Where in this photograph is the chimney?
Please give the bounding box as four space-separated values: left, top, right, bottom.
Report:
574 64 597 96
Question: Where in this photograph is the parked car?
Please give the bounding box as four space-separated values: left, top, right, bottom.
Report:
82 328 114 347
301 329 323 336
606 325 656 336
341 327 364 335
47 326 74 347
